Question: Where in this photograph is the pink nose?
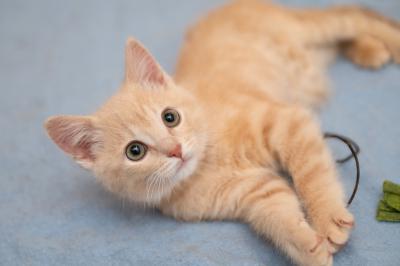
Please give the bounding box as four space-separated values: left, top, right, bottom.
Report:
168 144 182 158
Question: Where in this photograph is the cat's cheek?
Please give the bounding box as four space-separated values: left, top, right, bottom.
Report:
92 159 139 198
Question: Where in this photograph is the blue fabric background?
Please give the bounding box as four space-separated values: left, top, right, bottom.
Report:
0 0 399 265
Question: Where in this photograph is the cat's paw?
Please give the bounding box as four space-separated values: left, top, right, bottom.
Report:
294 224 333 266
344 35 391 69
299 235 333 266
309 237 333 266
314 206 354 254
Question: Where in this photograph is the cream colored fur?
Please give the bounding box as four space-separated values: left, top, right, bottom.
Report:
45 1 400 265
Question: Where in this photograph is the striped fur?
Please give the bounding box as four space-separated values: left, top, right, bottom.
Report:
45 1 400 265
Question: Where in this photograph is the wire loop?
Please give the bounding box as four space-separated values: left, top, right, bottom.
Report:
324 132 360 206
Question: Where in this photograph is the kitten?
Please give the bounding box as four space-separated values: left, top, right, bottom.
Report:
45 1 400 265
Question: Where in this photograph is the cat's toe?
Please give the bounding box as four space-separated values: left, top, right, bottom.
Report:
305 239 333 266
293 228 333 266
326 240 340 254
332 208 354 229
309 235 324 253
327 228 349 245
334 218 354 229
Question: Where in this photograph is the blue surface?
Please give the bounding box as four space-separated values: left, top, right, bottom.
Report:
1 0 399 265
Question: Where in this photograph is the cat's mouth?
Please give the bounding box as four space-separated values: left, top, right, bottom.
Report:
177 156 189 171
173 154 195 178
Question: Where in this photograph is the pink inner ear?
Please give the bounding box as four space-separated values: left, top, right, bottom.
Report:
147 62 165 84
60 131 97 161
46 117 98 161
134 43 165 84
126 39 166 85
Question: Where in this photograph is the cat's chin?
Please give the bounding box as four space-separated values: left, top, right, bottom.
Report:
172 155 198 184
142 156 199 205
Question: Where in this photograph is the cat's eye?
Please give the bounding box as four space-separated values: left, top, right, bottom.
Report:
162 108 181 128
125 141 147 161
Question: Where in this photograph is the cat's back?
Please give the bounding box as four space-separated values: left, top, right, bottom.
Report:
173 1 297 171
175 0 285 83
174 0 316 108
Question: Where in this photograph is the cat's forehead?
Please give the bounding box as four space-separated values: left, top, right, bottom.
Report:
101 87 166 116
97 91 170 140
100 100 164 129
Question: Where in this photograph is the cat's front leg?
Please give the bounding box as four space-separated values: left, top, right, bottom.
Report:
236 175 333 266
162 173 332 266
263 105 354 253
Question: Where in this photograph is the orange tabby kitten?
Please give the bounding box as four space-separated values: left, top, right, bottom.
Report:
45 1 400 265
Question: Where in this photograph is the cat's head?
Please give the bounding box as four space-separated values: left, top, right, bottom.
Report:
45 38 208 204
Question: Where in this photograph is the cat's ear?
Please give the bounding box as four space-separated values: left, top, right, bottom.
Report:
124 37 167 85
44 115 102 170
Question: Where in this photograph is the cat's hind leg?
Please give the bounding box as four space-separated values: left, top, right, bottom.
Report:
294 6 400 67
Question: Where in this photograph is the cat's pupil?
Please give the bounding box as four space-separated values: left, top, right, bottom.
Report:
130 144 141 155
165 113 175 123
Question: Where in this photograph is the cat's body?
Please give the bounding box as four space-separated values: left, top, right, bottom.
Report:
45 1 400 265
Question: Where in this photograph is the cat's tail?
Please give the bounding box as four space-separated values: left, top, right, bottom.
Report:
295 6 400 69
